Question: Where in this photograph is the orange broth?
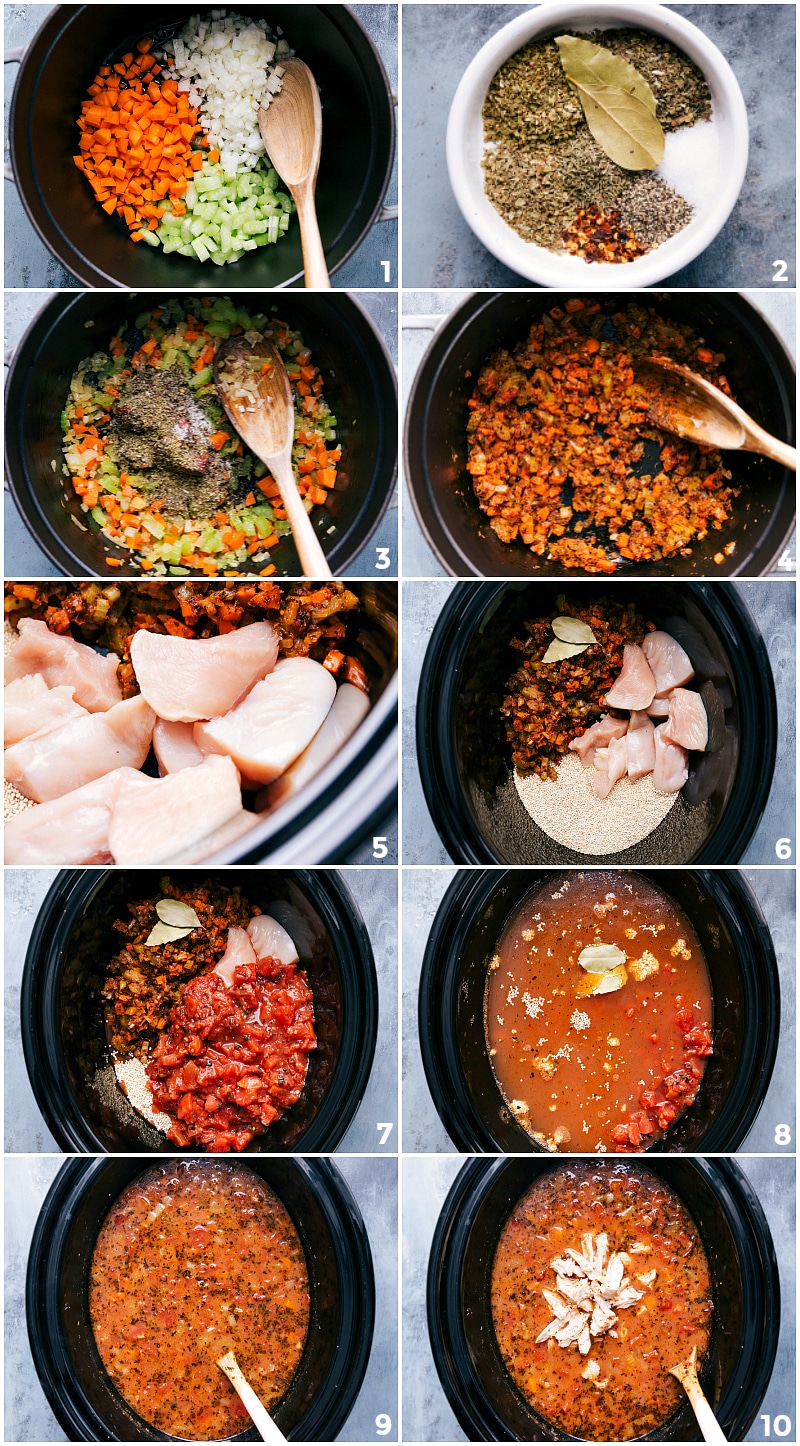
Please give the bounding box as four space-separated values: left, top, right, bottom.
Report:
485 872 713 1151
491 1162 713 1440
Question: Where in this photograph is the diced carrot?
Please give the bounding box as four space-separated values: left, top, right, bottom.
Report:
209 431 231 450
244 492 256 507
136 36 153 53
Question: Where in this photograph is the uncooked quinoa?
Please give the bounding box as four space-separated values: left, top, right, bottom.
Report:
514 752 677 853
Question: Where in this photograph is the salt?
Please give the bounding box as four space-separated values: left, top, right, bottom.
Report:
657 116 720 213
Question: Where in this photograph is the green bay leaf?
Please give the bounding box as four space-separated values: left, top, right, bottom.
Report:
542 638 591 663
555 34 658 115
156 898 201 929
145 921 195 948
552 615 597 645
566 78 665 170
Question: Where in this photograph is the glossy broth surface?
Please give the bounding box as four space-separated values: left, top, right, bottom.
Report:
485 872 712 1151
90 1161 309 1439
491 1162 713 1440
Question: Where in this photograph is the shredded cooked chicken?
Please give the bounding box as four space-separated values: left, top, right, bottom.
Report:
536 1231 647 1358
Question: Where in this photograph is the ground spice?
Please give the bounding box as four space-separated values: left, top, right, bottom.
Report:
481 28 709 256
111 369 229 517
617 174 694 248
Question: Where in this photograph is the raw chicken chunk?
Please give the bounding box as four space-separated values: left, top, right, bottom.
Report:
247 913 299 967
591 735 628 799
108 754 244 865
260 682 370 811
604 645 657 710
5 618 121 711
129 621 279 722
153 718 206 776
4 768 135 865
642 630 694 696
195 658 337 785
626 714 656 780
568 714 628 760
4 695 155 803
213 926 257 986
653 727 689 794
646 695 672 718
169 808 262 865
4 676 88 746
661 688 708 752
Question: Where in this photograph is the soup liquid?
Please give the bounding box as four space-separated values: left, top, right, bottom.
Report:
90 1161 309 1440
491 1162 713 1440
485 872 712 1152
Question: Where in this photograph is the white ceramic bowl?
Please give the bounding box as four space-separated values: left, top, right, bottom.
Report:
446 2 749 287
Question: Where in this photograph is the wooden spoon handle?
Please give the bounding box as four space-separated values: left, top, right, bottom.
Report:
272 453 333 577
217 1352 287 1444
294 183 331 289
744 426 797 470
679 1382 728 1445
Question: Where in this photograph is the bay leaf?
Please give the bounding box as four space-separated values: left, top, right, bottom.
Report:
564 77 665 171
156 898 201 929
542 638 590 663
555 34 657 115
576 962 628 996
145 921 195 948
552 615 597 645
578 942 627 974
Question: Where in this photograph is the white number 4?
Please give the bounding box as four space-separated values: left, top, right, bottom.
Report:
375 1415 392 1436
377 1122 394 1145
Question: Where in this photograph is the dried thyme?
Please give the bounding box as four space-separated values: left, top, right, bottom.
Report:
484 130 632 249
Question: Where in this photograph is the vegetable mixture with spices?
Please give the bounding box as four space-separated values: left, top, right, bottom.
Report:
486 871 713 1152
61 297 340 575
90 1161 310 1438
491 1162 713 1439
466 299 736 572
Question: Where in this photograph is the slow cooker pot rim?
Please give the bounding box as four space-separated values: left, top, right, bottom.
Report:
403 290 796 578
416 581 778 865
418 867 780 1154
426 1154 780 1443
4 289 398 578
21 867 379 1154
9 4 396 290
26 1154 375 1443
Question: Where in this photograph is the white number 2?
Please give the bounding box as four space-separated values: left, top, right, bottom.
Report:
772 260 788 283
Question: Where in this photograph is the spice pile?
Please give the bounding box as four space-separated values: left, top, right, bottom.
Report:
60 296 340 575
482 28 711 261
465 298 737 571
74 11 295 262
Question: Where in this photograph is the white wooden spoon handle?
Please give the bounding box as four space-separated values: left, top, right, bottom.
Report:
744 426 797 470
217 1352 287 1444
295 184 331 290
272 454 333 577
681 1383 728 1445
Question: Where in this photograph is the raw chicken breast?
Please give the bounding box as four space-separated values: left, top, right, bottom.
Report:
4 695 155 803
108 754 244 864
661 688 708 752
568 714 628 760
4 768 136 865
653 727 689 794
260 682 370 811
642 630 694 696
153 718 206 776
213 926 257 985
4 676 88 746
626 714 656 781
129 621 278 722
646 695 672 718
170 808 262 865
195 658 337 785
591 735 628 799
604 645 657 710
247 913 299 966
5 618 121 711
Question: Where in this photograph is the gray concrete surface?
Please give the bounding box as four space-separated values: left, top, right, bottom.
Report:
4 867 398 1155
402 867 796 1154
3 3 397 290
401 1154 795 1442
3 288 398 576
401 579 796 865
401 4 796 289
400 289 797 579
4 1152 398 1442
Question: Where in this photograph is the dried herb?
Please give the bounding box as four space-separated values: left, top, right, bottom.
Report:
543 638 591 663
552 616 597 645
585 28 712 131
555 35 665 170
617 175 693 248
483 129 631 249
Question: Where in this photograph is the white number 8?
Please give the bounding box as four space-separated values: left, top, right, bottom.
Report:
775 1124 791 1145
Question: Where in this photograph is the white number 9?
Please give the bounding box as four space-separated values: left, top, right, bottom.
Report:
375 1414 392 1436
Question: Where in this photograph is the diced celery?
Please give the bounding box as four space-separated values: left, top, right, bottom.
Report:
90 506 107 526
189 366 213 388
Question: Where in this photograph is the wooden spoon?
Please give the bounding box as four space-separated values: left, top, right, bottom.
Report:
258 59 330 289
668 1346 727 1445
636 358 796 470
213 335 332 578
217 1351 287 1444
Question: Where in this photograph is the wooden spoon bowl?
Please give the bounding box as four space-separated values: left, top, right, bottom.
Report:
637 358 796 469
259 59 330 289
